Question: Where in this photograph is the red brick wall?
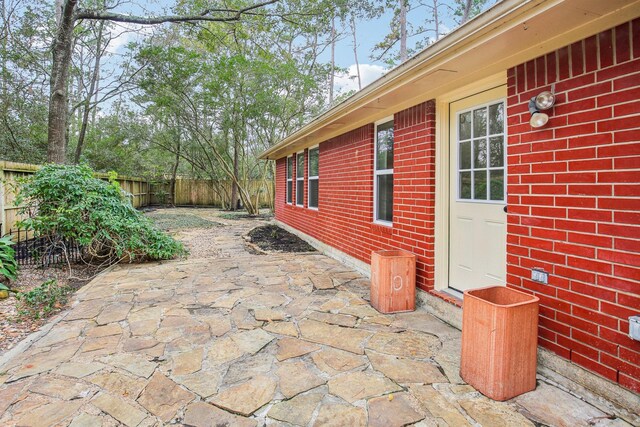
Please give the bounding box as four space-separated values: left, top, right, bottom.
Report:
275 101 437 291
506 20 640 392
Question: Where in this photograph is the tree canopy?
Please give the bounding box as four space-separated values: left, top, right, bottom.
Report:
1 0 495 211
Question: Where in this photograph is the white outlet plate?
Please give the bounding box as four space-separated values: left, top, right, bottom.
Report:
531 269 548 284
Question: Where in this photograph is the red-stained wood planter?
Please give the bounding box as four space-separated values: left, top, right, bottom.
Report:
460 286 540 401
370 249 416 314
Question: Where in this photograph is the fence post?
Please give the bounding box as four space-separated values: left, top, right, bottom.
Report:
0 162 6 236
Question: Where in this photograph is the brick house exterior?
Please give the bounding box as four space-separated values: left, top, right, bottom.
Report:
263 2 640 399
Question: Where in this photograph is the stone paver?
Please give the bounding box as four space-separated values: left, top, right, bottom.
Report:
137 372 195 422
268 390 324 425
327 370 402 403
313 402 367 427
367 392 426 427
92 392 147 427
0 208 634 426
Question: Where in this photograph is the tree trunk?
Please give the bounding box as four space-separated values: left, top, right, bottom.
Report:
461 0 472 23
433 0 440 40
48 0 78 164
399 0 408 62
350 16 361 90
329 17 335 104
169 131 180 206
230 135 240 210
74 20 104 163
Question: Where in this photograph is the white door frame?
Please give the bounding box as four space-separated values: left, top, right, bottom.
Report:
434 72 507 293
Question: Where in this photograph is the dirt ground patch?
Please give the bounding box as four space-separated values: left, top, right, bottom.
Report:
0 265 95 353
247 224 316 253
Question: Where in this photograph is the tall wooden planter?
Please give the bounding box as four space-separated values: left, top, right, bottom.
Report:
370 250 416 314
460 286 540 401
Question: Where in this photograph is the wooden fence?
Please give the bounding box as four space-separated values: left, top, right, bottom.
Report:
0 161 274 235
149 178 274 208
0 161 151 236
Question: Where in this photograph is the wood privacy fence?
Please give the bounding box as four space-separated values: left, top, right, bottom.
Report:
149 178 274 208
0 161 273 235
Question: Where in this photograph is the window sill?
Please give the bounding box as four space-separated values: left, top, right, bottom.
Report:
371 222 393 234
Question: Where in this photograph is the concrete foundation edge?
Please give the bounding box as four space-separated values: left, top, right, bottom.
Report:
275 219 639 418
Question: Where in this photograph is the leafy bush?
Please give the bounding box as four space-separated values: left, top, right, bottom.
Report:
16 279 69 319
0 235 18 281
18 164 185 264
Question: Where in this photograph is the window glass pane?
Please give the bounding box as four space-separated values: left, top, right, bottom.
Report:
296 153 304 178
474 170 487 200
309 148 319 177
296 180 304 205
286 157 292 179
489 103 504 135
376 121 394 170
459 112 471 140
473 139 487 169
459 172 471 199
287 181 292 203
376 174 393 222
459 141 471 170
309 179 318 208
490 170 504 201
489 136 504 167
473 108 487 138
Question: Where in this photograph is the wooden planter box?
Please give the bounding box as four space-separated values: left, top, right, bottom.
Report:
460 286 539 401
370 250 416 314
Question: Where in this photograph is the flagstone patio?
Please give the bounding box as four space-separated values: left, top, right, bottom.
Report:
0 210 634 426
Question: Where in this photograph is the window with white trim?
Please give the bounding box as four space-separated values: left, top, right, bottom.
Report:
296 151 304 206
308 146 319 209
374 119 394 224
286 156 293 204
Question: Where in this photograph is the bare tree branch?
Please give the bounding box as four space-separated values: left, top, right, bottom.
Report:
76 0 279 24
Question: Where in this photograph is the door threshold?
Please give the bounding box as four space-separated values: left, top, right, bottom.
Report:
443 287 464 300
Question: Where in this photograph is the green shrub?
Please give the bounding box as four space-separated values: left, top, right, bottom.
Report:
16 279 69 319
0 235 18 281
17 164 185 264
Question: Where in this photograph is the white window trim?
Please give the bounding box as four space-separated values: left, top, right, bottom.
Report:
296 150 305 207
308 145 319 210
373 116 394 226
286 155 293 205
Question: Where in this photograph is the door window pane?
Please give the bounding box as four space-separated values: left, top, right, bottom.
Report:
489 103 504 135
489 136 504 167
376 121 394 170
490 170 504 201
459 172 471 199
473 108 487 138
474 171 487 200
376 174 393 222
460 141 471 170
474 139 487 169
459 112 471 140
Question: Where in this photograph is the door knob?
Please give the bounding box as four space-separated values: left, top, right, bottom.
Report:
503 205 508 213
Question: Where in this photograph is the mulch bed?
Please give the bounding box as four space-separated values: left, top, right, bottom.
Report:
0 265 96 355
247 225 316 253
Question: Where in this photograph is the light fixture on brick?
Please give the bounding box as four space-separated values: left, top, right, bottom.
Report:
528 90 556 128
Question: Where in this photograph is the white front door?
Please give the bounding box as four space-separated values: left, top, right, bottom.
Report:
449 86 507 292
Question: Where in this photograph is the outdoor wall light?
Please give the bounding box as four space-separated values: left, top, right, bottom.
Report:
528 90 556 128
